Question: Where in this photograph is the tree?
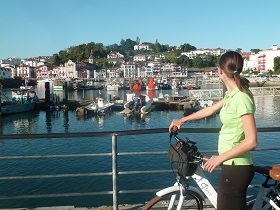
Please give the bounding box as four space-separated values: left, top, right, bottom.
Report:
192 57 204 68
250 49 261 54
274 57 280 73
236 48 242 52
180 43 197 52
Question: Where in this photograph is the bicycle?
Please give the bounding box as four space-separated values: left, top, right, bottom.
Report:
142 127 280 210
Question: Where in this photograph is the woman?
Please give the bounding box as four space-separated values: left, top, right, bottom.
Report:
169 51 258 210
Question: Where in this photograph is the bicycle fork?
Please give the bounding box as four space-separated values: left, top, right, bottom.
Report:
168 182 187 210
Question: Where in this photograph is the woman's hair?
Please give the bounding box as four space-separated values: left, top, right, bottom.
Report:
219 51 251 94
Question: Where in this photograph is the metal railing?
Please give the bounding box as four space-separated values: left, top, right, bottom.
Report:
0 127 280 210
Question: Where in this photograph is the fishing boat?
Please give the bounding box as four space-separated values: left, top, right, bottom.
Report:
0 87 39 115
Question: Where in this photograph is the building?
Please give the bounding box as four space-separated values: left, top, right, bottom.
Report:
181 48 227 59
89 49 96 65
64 60 79 79
106 68 120 79
16 65 36 79
134 44 150 51
243 45 280 73
36 65 49 79
147 62 161 77
257 45 280 72
0 57 22 67
107 51 124 59
0 67 13 78
133 54 146 62
121 62 138 78
107 51 125 64
162 63 183 78
94 69 106 79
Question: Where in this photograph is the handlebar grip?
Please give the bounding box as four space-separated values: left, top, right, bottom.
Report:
172 125 179 131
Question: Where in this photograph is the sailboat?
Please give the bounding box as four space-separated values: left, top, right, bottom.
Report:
146 77 157 90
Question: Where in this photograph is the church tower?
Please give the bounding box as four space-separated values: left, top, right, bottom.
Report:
89 49 95 64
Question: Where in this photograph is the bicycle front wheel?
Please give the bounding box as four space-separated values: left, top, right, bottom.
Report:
142 189 204 210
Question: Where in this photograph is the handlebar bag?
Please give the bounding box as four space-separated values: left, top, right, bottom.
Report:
168 142 198 177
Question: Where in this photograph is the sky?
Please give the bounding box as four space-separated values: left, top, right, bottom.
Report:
1 0 280 59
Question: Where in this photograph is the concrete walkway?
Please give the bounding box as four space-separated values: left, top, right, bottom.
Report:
0 203 216 210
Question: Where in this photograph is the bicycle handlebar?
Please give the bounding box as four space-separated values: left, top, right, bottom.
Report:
170 125 210 163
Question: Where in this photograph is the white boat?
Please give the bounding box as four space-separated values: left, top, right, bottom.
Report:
106 84 120 91
76 98 114 116
37 78 53 83
153 92 165 101
193 99 214 111
0 87 39 115
122 93 153 115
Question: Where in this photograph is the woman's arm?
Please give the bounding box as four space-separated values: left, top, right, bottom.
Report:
169 99 224 132
203 113 258 173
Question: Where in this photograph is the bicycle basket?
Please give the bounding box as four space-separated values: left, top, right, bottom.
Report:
168 142 198 177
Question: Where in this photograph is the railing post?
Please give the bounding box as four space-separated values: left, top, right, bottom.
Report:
112 134 118 210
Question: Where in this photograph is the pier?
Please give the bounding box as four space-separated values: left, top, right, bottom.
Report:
34 83 280 114
188 86 280 100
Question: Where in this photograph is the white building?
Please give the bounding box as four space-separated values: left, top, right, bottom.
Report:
181 48 227 59
133 54 146 62
257 45 280 72
134 44 150 51
17 65 36 79
243 45 280 73
107 51 124 59
121 62 138 78
64 60 79 79
23 59 38 67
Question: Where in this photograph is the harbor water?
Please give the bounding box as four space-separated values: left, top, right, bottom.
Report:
0 83 280 208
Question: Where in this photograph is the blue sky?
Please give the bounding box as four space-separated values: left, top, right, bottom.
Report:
1 0 279 59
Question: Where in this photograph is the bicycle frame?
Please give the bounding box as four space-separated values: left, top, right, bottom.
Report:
192 165 217 209
155 165 217 210
252 182 280 210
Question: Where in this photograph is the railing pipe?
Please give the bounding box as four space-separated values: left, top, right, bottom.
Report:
0 127 280 208
112 134 118 210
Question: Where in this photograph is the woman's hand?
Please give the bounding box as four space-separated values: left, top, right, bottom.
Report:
203 155 223 173
169 119 183 132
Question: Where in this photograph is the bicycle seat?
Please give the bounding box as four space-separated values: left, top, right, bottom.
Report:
270 164 280 181
272 164 280 170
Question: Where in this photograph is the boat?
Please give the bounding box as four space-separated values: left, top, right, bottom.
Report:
121 93 154 115
106 84 120 91
76 98 114 116
0 87 39 115
193 99 214 111
146 77 157 90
